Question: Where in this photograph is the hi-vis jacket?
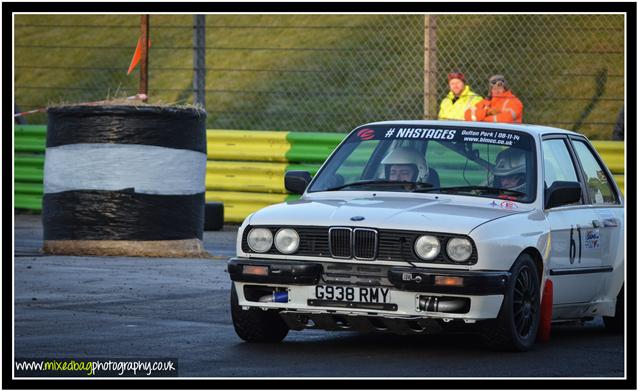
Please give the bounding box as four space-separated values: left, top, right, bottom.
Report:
465 90 523 123
437 85 483 121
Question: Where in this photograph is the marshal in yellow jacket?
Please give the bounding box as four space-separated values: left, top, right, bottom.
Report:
437 85 483 121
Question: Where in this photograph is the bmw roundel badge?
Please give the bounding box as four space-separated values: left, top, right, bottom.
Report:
350 216 365 221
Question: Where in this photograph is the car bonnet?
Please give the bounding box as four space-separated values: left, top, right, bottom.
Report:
247 193 532 235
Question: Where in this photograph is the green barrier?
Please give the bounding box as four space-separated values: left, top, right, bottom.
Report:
285 132 343 163
14 128 46 209
15 138 46 153
14 193 43 210
286 164 322 175
15 125 47 153
15 124 47 136
15 155 45 183
15 155 45 165
14 167 44 183
15 182 44 194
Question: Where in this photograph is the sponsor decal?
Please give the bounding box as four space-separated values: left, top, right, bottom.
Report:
584 229 600 249
383 127 456 140
347 125 529 148
460 129 520 147
356 128 375 140
489 200 519 209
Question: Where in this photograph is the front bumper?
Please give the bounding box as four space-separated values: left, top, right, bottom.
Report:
228 257 508 319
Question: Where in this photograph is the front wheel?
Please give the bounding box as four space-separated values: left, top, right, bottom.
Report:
230 283 289 343
481 254 541 351
603 285 624 333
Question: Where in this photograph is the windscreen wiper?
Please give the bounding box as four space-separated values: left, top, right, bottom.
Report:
323 179 434 192
414 185 526 197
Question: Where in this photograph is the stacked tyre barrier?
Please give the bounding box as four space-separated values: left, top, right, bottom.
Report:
15 125 626 224
40 105 209 257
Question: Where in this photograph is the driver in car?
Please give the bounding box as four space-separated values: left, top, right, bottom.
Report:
492 148 527 193
381 147 430 184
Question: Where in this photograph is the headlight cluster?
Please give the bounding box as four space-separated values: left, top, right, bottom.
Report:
247 227 300 254
413 235 473 263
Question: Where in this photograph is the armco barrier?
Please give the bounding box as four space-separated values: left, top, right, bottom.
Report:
15 125 46 210
15 125 46 153
14 125 626 223
204 130 341 222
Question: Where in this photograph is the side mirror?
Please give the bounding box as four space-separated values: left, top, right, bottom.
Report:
285 171 312 195
545 181 581 209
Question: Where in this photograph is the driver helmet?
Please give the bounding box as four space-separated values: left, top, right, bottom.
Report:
493 148 527 192
381 147 429 182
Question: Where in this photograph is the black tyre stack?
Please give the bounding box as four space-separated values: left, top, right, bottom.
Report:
42 105 209 257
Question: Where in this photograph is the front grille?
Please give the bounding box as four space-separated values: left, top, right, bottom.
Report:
241 226 477 265
329 227 352 258
353 228 377 260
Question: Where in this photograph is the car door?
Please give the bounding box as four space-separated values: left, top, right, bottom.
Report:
568 136 623 301
542 136 604 307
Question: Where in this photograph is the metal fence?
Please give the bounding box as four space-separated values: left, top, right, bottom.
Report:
14 14 624 138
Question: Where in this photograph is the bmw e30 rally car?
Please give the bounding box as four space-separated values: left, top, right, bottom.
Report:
227 120 624 351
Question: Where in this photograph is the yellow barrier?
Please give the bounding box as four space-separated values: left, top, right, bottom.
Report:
600 155 624 175
206 191 288 223
206 161 288 193
591 141 624 195
592 141 624 175
206 130 290 162
591 140 624 154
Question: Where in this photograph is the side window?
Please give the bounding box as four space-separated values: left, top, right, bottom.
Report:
571 140 619 205
541 139 579 188
541 139 582 206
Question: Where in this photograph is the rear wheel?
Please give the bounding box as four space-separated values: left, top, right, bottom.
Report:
603 285 624 333
230 283 289 343
481 254 541 351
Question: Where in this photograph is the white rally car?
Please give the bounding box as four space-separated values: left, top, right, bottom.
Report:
228 120 624 351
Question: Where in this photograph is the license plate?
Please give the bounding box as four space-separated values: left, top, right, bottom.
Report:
314 285 391 304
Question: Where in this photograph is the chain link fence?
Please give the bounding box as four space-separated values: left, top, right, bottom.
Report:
14 14 624 138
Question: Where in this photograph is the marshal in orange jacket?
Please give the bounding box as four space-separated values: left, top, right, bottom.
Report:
464 90 523 123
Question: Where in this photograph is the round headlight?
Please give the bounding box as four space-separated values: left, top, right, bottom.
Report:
247 228 273 253
274 228 300 254
446 238 473 262
414 235 441 260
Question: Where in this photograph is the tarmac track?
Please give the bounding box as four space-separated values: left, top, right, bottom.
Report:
13 215 624 378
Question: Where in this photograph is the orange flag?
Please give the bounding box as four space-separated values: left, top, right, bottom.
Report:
127 37 151 75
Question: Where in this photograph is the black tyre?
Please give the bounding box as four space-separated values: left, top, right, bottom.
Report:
204 202 224 231
481 254 541 352
230 283 289 343
603 285 624 333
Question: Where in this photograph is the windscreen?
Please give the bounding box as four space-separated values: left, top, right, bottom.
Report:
308 124 537 203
